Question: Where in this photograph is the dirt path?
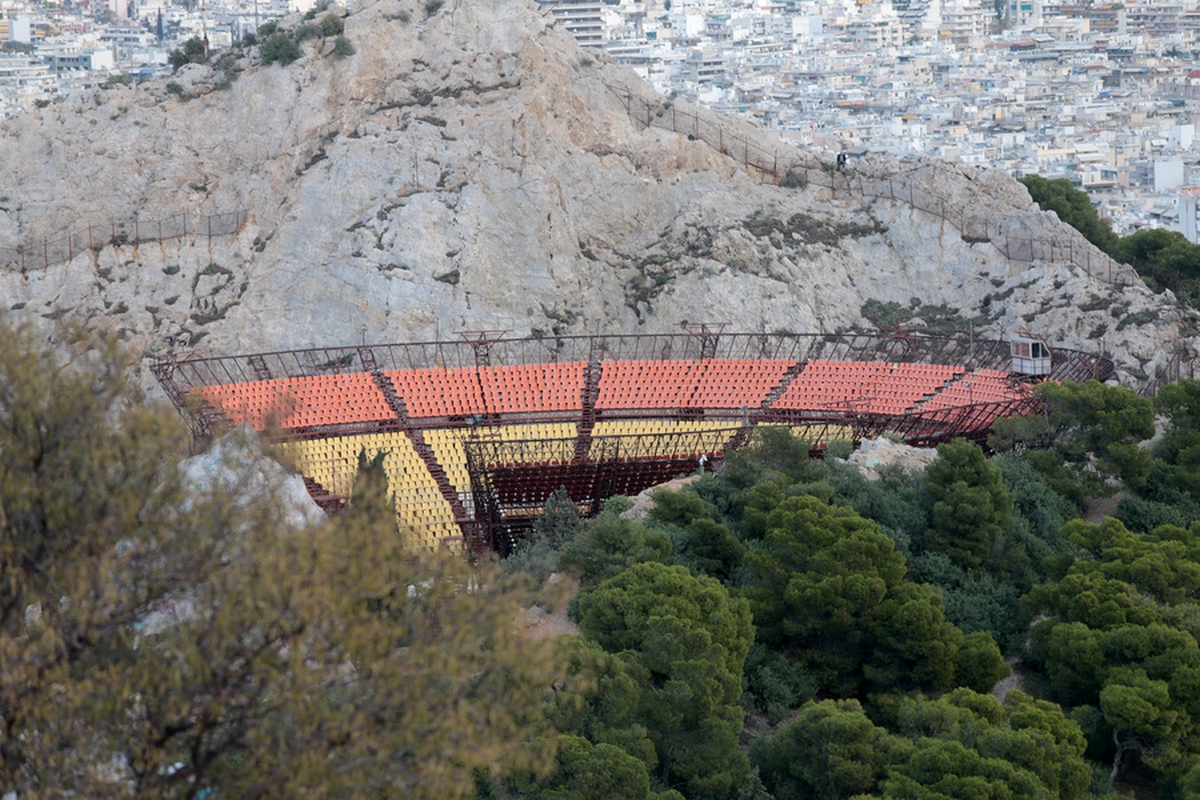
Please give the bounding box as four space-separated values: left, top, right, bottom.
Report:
1083 491 1129 524
992 657 1024 702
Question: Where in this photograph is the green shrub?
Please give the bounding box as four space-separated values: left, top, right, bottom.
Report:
780 170 806 188
183 36 206 60
168 36 207 70
332 35 355 58
260 32 301 65
100 73 132 89
257 20 278 37
165 81 184 96
425 0 443 14
294 22 320 42
320 12 344 36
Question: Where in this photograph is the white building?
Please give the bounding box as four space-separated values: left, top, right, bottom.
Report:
539 0 605 47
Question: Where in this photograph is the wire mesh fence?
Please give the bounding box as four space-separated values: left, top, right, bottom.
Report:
622 93 1200 391
0 209 247 274
624 92 1138 288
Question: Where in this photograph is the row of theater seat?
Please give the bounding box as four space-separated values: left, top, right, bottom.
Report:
595 359 794 410
776 361 974 415
384 363 589 418
920 370 1027 410
274 432 459 551
197 359 1025 435
591 420 740 459
197 374 393 429
425 424 580 497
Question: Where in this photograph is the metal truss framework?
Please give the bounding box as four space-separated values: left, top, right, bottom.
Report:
151 331 1115 553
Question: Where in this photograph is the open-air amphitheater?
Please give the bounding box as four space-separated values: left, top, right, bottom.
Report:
152 329 1114 555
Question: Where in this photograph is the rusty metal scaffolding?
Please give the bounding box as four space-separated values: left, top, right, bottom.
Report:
463 429 740 555
151 330 1114 552
151 331 1112 438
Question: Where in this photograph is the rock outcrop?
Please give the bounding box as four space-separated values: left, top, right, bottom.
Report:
0 0 1195 389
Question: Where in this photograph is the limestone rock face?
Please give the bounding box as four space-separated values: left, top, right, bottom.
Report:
0 0 1195 389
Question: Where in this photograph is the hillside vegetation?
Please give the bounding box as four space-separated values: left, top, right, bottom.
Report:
495 377 1200 800
1023 174 1200 312
13 322 1200 798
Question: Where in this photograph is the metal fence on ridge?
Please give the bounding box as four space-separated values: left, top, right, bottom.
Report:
0 209 247 274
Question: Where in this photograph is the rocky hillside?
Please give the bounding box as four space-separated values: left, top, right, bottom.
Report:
0 0 1194 387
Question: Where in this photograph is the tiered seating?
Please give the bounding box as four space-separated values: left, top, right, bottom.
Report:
689 359 795 409
494 423 579 462
853 363 961 414
386 367 486 418
276 432 458 551
590 420 738 459
426 423 580 495
790 424 855 446
477 363 586 413
773 361 962 415
424 428 472 494
775 360 886 411
596 359 794 410
276 435 363 498
920 369 1027 410
197 373 394 430
388 363 586 417
596 360 696 409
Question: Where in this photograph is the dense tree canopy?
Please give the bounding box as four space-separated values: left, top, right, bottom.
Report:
0 323 567 799
740 495 1007 698
752 690 1091 800
922 438 1015 569
576 562 754 799
21 322 1200 800
1025 518 1200 788
990 380 1154 499
1019 175 1119 255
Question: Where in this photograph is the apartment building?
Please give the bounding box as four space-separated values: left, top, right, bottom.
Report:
538 0 604 47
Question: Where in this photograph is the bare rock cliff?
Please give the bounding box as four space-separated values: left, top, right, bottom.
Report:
0 0 1194 387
